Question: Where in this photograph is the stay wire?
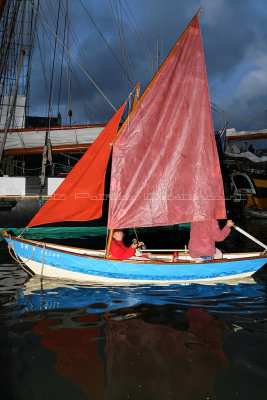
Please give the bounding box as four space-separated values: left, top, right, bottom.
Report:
37 10 94 123
63 5 112 120
211 101 267 128
109 0 136 86
26 0 117 112
66 0 72 121
25 0 40 117
78 0 133 85
119 0 154 65
57 3 67 113
240 109 267 131
47 0 61 127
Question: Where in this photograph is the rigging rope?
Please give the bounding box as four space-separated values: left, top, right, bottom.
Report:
8 235 35 277
240 109 267 131
60 7 107 122
57 2 67 115
25 0 40 118
36 9 93 123
47 0 61 127
66 0 72 125
36 30 49 104
79 0 133 85
26 0 117 112
211 101 267 128
109 0 136 86
119 0 154 65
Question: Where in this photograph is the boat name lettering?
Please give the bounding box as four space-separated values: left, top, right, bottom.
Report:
44 250 58 257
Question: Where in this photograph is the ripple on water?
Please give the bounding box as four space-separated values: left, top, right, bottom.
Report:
0 265 28 294
0 274 265 317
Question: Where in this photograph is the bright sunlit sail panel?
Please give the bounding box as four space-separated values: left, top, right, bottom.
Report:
108 16 226 229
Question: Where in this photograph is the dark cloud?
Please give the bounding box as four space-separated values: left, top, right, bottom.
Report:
28 0 267 132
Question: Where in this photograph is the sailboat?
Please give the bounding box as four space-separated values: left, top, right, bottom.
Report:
2 10 267 284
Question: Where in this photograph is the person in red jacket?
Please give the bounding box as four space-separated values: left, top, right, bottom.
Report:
110 230 144 260
188 219 234 260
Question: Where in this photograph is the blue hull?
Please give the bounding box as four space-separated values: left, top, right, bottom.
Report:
3 232 267 283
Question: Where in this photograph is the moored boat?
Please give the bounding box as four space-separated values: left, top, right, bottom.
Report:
224 128 267 216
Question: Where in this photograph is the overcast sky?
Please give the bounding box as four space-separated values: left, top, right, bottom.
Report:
28 0 267 132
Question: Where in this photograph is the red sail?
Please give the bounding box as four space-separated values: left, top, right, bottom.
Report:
28 103 125 227
108 16 226 229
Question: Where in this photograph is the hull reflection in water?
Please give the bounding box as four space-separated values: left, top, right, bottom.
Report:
15 275 260 313
6 277 266 399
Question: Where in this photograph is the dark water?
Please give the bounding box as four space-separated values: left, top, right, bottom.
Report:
0 217 267 400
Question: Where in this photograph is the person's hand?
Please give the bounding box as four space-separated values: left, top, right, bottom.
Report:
131 241 144 249
226 220 234 227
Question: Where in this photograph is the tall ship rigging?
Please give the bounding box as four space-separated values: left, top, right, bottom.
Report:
0 0 128 227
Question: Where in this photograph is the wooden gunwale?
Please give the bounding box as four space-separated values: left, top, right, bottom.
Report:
2 230 265 265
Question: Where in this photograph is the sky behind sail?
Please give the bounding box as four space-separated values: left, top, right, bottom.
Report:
28 0 267 132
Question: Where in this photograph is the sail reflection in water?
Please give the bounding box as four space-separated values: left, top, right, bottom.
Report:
3 278 266 400
103 308 228 399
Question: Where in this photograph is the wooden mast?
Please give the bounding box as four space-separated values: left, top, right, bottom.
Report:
105 81 141 258
105 228 114 258
0 49 25 163
132 82 140 108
